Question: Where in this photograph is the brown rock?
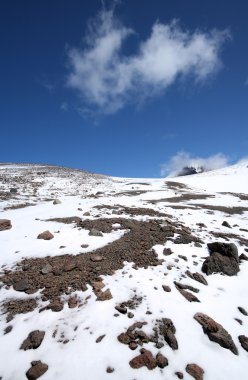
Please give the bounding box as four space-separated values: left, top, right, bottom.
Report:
129 341 138 350
175 372 184 379
26 361 48 380
96 334 106 343
115 305 127 314
14 278 30 292
106 366 114 373
20 330 45 350
129 349 157 370
90 254 103 262
202 242 239 276
239 253 248 261
222 220 231 228
0 219 12 231
158 318 178 350
49 300 63 312
41 264 52 275
175 286 200 303
68 297 78 308
156 352 168 368
37 230 54 240
162 285 171 292
238 335 248 352
194 312 238 355
186 363 204 380
118 332 132 345
96 289 112 301
238 306 248 316
185 270 208 285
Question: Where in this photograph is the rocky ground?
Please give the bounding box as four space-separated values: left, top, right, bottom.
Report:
0 163 248 380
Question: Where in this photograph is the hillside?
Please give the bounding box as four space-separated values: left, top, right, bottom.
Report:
0 162 248 380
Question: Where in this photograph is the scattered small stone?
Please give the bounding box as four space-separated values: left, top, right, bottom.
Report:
129 349 157 370
129 341 138 350
53 199 61 205
20 330 45 350
49 300 63 312
128 312 134 318
178 255 187 261
81 244 89 248
0 219 12 231
238 335 248 352
96 289 112 301
68 297 78 308
156 352 168 368
175 371 184 379
185 270 208 286
41 264 52 275
4 325 13 334
163 248 173 256
83 212 90 216
90 254 103 262
238 306 248 316
162 285 171 292
26 361 48 380
115 305 127 314
234 318 243 325
89 228 103 237
222 220 231 228
239 253 248 261
186 363 204 380
155 342 164 349
37 230 54 240
14 278 30 292
106 366 114 373
59 246 66 249
96 334 106 343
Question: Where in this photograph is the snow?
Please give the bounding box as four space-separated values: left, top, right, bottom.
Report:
0 162 248 380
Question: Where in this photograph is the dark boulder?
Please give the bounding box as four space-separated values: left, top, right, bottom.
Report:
202 242 239 276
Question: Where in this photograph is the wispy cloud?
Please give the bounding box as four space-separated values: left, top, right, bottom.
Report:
65 5 229 115
160 151 230 177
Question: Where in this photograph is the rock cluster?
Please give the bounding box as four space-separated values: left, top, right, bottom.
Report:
202 242 239 276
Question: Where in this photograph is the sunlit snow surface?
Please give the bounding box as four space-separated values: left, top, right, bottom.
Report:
0 162 248 380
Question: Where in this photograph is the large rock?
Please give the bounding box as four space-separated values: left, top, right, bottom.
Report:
37 230 54 240
194 313 238 355
20 330 45 350
202 242 239 276
26 361 48 380
0 219 12 231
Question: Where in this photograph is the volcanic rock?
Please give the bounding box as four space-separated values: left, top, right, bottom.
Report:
186 270 208 285
186 363 204 380
26 361 48 380
41 264 52 275
37 230 54 240
0 219 12 231
222 220 231 228
129 349 157 370
53 199 61 205
89 228 103 237
20 330 45 350
194 312 238 355
158 318 178 350
238 335 248 352
156 353 168 368
13 278 30 292
202 242 239 276
238 306 248 316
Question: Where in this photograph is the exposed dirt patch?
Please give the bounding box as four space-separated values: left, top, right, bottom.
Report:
165 181 190 190
219 192 248 201
210 232 248 247
45 216 82 224
191 204 248 215
4 203 36 211
93 205 170 218
114 190 148 197
148 193 214 204
3 298 38 322
1 216 201 319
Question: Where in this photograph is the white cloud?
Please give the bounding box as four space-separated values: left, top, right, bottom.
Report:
160 151 229 177
66 7 229 114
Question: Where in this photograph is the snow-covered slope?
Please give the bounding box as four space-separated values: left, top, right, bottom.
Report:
172 160 248 193
0 163 248 380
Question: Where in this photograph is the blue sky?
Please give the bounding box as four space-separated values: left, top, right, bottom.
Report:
0 0 247 177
